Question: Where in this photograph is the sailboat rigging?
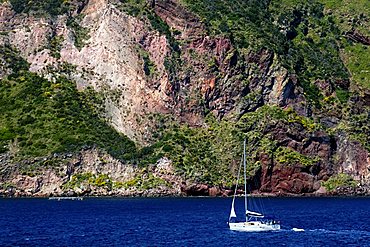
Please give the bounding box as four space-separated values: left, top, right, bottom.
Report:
228 139 280 232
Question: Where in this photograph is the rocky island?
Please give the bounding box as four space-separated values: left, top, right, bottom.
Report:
0 0 369 197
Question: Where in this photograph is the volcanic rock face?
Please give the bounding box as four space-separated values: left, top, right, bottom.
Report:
1 150 184 197
0 0 369 196
337 134 370 183
152 1 300 121
257 127 331 194
0 0 173 144
0 0 303 139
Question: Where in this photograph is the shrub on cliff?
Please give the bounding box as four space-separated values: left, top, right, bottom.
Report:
9 0 71 16
0 70 136 160
322 173 357 192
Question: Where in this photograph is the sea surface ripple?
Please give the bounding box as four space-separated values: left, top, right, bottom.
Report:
1 197 370 246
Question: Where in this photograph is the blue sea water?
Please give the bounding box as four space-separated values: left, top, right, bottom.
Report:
0 197 370 246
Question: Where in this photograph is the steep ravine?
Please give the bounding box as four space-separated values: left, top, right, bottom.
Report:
0 0 369 197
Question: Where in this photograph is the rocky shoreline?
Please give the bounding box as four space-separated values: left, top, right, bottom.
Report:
2 191 370 198
2 183 370 198
1 148 370 198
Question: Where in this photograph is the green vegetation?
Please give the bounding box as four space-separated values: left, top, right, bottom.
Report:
114 172 170 190
180 0 367 101
319 0 370 89
64 171 170 191
238 105 320 133
116 0 147 17
341 42 370 89
137 47 157 77
9 0 71 16
64 173 113 190
136 118 241 186
0 46 136 159
347 111 370 151
66 16 90 51
238 105 321 166
335 107 370 152
322 173 357 191
49 35 64 59
268 0 350 105
134 106 322 186
319 0 369 36
160 121 239 186
122 0 368 91
181 0 285 52
275 147 320 166
335 88 350 104
0 45 29 74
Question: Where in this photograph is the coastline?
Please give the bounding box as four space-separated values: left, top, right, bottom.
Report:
2 190 370 198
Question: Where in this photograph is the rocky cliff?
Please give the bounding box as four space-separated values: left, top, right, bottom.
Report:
0 0 369 197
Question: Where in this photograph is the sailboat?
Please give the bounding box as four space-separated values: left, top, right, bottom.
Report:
228 139 281 232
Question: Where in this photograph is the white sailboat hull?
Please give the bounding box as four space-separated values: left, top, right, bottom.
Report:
228 140 281 232
229 221 281 232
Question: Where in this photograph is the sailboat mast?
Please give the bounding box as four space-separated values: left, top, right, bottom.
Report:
243 139 248 222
